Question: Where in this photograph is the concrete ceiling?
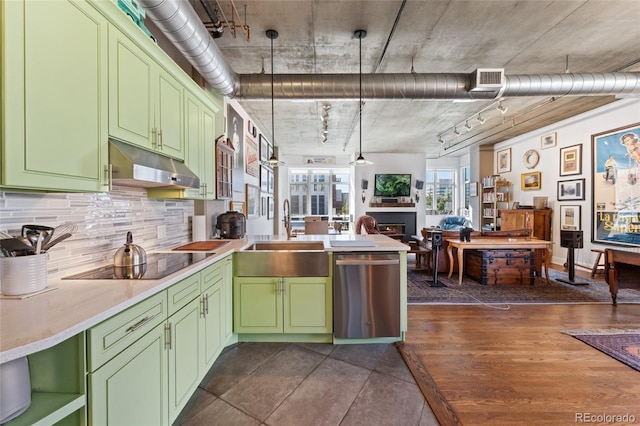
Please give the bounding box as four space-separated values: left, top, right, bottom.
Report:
189 0 640 159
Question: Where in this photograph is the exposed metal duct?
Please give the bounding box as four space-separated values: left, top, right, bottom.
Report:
238 74 498 100
139 0 640 101
238 72 640 100
138 0 239 96
502 73 640 97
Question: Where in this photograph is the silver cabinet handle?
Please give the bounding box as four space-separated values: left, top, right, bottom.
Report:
205 293 209 315
126 314 158 332
158 129 163 149
152 128 157 148
200 296 206 318
103 164 112 188
335 259 400 266
165 323 172 350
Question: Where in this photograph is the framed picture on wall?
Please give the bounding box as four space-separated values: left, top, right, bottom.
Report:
559 144 582 176
267 197 274 219
245 184 260 218
260 165 268 192
557 178 585 201
592 122 640 247
560 205 581 230
541 132 557 149
259 134 269 163
520 171 541 191
244 136 259 178
497 148 511 173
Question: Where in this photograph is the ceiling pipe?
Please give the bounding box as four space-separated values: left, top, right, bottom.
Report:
138 0 239 96
139 0 640 100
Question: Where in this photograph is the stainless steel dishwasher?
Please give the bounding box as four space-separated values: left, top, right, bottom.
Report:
333 252 401 338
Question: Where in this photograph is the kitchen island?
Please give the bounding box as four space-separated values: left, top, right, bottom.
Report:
0 234 408 425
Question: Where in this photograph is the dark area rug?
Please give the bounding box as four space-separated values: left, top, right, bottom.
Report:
407 269 640 304
563 329 640 372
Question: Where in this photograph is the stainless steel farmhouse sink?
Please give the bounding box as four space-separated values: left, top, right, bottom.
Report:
244 241 325 251
235 241 328 277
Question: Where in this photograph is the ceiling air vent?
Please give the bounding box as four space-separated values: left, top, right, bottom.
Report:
469 68 504 91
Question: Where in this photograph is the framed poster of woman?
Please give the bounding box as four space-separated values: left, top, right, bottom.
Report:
591 122 640 247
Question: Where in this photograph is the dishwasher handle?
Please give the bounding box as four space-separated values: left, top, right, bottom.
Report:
335 258 400 266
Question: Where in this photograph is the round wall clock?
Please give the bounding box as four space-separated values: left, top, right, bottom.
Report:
523 149 540 169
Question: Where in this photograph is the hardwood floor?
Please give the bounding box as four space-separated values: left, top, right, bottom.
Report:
403 302 640 425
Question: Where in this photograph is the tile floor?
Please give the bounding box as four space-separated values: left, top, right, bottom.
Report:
174 342 439 426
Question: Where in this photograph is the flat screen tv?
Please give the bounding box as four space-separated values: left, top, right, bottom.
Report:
374 173 411 197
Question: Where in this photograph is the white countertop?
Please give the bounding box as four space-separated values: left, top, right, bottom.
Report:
0 234 407 363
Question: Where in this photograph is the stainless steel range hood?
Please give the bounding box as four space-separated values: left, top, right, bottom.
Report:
109 139 200 189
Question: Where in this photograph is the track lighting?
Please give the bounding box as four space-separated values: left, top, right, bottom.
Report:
476 113 486 124
464 120 472 131
497 101 508 114
320 105 330 143
438 136 444 144
453 127 461 137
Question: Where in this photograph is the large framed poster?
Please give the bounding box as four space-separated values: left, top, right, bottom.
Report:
592 122 640 247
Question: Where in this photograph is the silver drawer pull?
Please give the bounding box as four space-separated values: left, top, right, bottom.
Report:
335 259 400 266
126 314 157 332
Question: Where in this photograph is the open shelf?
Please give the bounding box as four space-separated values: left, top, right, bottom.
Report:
9 392 85 426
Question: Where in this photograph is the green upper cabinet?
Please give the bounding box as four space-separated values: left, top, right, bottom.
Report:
108 25 184 160
1 0 109 192
182 89 221 199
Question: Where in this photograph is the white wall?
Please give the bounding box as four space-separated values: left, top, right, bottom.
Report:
493 98 640 268
355 153 427 233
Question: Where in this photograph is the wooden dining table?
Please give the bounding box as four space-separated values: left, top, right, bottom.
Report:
446 238 553 285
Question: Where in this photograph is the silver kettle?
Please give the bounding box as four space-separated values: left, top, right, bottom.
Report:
114 231 147 268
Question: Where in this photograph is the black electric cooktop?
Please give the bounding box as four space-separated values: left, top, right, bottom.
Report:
62 252 215 280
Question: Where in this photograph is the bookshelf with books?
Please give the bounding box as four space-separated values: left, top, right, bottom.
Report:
481 175 510 231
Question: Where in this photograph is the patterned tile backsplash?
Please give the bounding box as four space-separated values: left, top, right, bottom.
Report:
0 186 196 278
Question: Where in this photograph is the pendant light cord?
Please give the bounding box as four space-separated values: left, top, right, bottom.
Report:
359 34 362 156
271 35 275 149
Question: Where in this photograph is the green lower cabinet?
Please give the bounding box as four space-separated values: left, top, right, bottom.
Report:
88 322 169 426
222 257 234 343
167 298 202 423
199 280 224 372
234 276 332 334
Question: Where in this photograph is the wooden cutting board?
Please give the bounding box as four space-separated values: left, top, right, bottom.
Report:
172 241 231 251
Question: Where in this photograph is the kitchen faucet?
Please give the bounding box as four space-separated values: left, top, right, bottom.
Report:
283 198 292 239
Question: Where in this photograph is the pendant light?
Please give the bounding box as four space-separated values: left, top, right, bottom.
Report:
263 29 284 167
349 29 372 166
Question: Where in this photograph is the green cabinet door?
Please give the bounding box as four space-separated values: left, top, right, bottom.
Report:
234 277 282 334
183 92 204 198
155 69 184 159
89 322 169 426
200 280 223 372
2 0 109 192
284 277 333 334
167 298 201 423
202 106 217 198
108 25 154 150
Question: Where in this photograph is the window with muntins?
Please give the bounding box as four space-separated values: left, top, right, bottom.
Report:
289 168 351 232
424 169 456 215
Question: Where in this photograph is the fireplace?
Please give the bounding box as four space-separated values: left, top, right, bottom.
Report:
366 211 416 242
